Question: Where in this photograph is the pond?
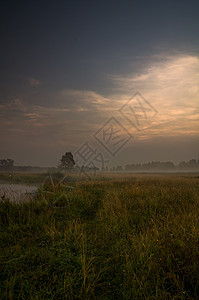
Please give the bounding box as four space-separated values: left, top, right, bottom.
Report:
0 183 38 202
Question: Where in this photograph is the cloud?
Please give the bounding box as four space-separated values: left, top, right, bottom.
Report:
3 53 198 151
59 89 111 111
0 97 97 148
1 54 199 166
109 54 199 138
27 77 40 87
0 99 27 115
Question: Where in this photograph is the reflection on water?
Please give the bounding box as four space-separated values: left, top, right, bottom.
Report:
0 184 37 202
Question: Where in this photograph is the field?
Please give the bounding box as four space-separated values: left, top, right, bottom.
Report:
0 173 199 299
0 172 49 185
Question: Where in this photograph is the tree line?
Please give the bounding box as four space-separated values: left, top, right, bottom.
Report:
124 159 199 171
0 154 199 172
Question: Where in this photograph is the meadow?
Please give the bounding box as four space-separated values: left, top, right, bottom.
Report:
0 173 199 299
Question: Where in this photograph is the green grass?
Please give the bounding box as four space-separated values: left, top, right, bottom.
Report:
0 174 199 299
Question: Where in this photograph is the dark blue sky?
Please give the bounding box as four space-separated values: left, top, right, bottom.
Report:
1 0 199 96
0 0 199 166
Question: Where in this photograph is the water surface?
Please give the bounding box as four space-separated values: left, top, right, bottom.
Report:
0 183 37 202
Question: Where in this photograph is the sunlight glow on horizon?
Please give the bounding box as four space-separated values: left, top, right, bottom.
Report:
0 53 198 165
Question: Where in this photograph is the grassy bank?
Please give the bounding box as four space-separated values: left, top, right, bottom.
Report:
0 172 47 185
0 172 68 185
0 175 199 299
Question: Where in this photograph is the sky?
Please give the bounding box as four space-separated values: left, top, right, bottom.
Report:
0 0 199 167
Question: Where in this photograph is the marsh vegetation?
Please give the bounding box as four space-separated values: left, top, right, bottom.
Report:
0 173 199 299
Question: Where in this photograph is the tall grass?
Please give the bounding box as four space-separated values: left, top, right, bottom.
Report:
0 175 199 299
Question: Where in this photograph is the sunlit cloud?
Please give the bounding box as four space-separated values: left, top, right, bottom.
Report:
110 54 199 139
59 89 111 112
1 53 199 166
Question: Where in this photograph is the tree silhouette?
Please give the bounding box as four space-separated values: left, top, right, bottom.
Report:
59 152 75 172
0 158 14 170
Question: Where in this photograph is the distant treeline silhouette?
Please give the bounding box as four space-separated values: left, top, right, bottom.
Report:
0 158 199 172
124 159 199 171
0 159 56 172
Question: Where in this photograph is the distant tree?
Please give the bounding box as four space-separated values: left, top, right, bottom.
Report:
187 159 198 169
116 165 123 171
178 159 199 170
0 158 14 170
58 152 75 172
178 161 186 169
